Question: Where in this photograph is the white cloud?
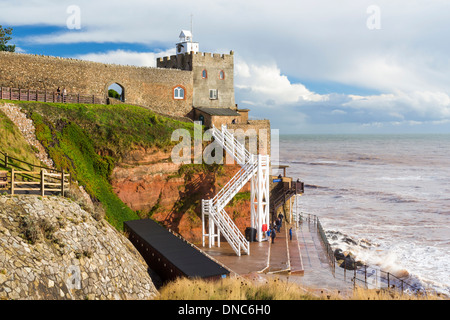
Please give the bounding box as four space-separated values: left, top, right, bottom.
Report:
2 0 450 133
344 90 450 120
73 48 176 67
235 57 328 107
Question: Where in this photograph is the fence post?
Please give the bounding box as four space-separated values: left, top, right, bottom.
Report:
41 169 45 197
61 170 65 197
10 168 14 195
4 153 8 168
365 265 367 286
344 258 346 280
387 272 390 289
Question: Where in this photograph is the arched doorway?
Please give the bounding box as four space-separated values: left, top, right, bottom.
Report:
107 82 125 102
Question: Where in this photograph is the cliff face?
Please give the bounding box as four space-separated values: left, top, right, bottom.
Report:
0 195 158 300
111 147 251 243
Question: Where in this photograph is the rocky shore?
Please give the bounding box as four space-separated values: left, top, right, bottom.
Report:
0 195 158 300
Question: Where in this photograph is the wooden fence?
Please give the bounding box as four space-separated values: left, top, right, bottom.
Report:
0 151 70 196
0 86 105 105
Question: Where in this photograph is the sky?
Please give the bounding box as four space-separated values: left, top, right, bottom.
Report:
1 0 450 134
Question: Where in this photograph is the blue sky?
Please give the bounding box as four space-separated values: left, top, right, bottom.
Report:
2 0 450 134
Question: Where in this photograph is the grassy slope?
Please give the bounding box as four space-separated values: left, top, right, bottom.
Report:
0 109 42 171
3 101 195 230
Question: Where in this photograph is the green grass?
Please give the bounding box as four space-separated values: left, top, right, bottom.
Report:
0 109 42 171
3 101 196 230
16 101 194 160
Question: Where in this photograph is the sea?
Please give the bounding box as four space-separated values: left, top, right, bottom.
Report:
278 134 450 296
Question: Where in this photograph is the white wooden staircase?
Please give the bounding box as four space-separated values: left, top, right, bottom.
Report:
202 125 270 256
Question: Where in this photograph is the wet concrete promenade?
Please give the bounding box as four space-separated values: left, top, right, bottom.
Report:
201 219 353 293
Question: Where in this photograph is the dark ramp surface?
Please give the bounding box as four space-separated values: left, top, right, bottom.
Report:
124 219 230 282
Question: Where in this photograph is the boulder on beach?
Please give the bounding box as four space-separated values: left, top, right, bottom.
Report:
334 248 346 261
334 249 364 270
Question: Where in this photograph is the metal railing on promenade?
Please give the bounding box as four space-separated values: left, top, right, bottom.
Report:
299 213 439 297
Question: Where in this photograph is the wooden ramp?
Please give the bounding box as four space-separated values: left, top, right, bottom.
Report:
124 219 230 283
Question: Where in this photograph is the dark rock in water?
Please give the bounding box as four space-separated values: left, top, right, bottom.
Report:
339 254 357 270
334 248 346 261
343 236 357 246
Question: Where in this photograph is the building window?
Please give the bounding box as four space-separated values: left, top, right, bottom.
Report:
202 69 207 79
209 89 218 100
219 70 225 80
174 86 185 100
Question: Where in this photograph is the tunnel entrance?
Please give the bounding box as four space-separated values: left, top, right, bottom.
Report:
107 82 125 103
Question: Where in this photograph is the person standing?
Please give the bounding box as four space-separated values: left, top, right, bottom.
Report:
289 227 293 241
270 227 276 244
278 213 284 228
276 218 281 232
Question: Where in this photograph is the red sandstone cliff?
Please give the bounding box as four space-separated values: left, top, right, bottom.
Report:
111 148 251 243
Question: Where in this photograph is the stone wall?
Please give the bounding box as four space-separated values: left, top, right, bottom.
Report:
0 51 193 117
228 120 272 156
0 195 158 300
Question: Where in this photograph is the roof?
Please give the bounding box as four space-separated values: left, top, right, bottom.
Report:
179 30 193 39
124 219 230 279
195 107 240 116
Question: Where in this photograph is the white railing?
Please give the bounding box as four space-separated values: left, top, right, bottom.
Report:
202 125 259 256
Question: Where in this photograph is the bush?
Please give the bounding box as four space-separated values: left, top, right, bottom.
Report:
20 216 39 244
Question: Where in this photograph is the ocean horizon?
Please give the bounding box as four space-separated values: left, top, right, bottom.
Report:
277 133 450 295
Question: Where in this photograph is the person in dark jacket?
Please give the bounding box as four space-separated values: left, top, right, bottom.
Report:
276 218 281 232
278 213 284 228
270 227 276 244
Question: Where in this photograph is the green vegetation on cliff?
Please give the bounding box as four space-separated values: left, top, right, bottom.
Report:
2 101 195 230
0 110 41 170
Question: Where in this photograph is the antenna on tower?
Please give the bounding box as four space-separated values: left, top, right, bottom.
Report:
190 14 193 42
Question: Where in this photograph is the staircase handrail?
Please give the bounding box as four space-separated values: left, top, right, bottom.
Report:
211 125 251 165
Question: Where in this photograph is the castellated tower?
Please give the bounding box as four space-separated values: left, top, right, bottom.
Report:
157 31 236 111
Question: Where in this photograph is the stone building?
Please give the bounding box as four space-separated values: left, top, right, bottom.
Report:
157 30 238 122
156 31 271 154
